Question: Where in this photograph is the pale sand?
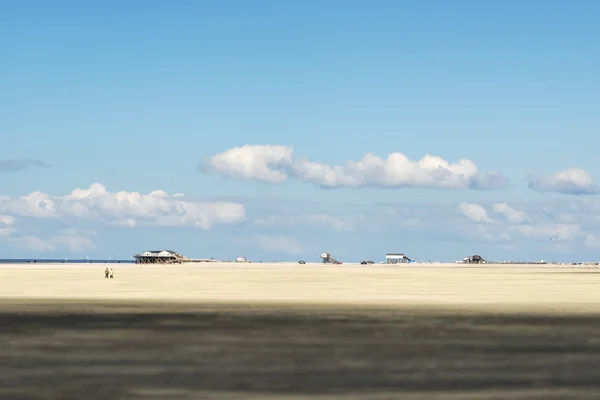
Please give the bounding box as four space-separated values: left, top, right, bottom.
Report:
3 263 600 399
1 263 600 312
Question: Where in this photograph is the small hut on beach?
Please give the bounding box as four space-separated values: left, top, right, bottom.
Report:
464 255 485 264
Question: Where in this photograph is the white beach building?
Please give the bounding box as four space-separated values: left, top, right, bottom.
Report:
385 253 412 264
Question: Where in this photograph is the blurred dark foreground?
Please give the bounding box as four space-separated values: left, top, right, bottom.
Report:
1 302 600 400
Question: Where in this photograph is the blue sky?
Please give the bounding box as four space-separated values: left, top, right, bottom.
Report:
1 0 599 262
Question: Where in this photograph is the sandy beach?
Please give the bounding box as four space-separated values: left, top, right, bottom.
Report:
2 263 600 399
1 262 600 312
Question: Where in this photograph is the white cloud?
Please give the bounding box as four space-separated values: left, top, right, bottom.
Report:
0 184 245 254
110 218 137 228
528 167 600 195
0 183 246 229
0 192 57 218
458 203 495 223
203 145 509 190
4 181 600 261
238 234 304 255
450 200 597 257
492 203 528 224
0 215 15 227
204 145 293 184
0 215 16 237
457 201 584 240
514 223 582 242
148 190 168 198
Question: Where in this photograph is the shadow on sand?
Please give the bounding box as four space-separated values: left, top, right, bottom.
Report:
1 302 600 399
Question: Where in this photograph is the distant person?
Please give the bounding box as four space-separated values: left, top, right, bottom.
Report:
105 267 109 279
110 268 114 279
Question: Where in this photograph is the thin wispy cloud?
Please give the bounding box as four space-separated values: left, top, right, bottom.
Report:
528 168 600 195
0 159 51 173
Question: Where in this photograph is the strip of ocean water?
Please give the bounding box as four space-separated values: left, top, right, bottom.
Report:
0 259 134 264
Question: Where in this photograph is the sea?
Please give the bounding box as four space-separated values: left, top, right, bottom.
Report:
0 259 134 264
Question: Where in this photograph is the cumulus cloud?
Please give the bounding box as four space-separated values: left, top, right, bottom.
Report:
203 145 509 190
240 198 600 260
454 200 591 251
458 203 495 223
244 199 600 260
0 159 50 172
0 183 246 229
204 145 293 184
0 215 16 237
492 202 528 224
528 168 600 195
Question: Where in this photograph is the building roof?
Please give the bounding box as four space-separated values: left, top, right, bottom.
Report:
134 250 181 257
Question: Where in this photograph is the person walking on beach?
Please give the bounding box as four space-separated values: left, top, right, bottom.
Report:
110 268 114 279
105 267 109 279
